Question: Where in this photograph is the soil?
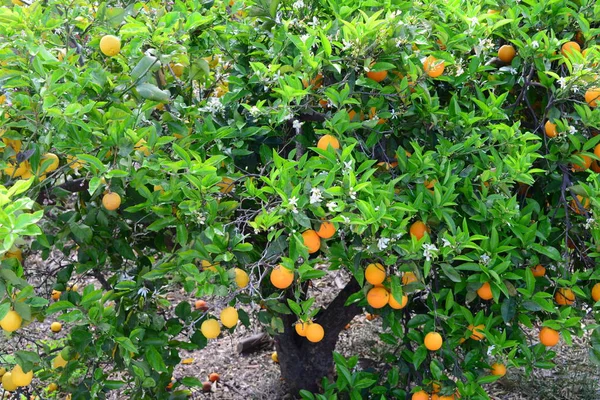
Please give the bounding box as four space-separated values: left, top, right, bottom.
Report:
1 255 599 400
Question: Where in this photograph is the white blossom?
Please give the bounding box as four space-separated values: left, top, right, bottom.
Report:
349 187 357 200
390 109 398 119
487 345 495 356
480 253 491 266
531 40 539 49
199 97 225 114
377 237 391 251
310 187 322 204
300 34 310 43
568 126 576 135
441 238 451 248
572 85 580 93
422 243 438 261
469 16 479 27
341 215 351 224
557 76 567 89
137 287 150 297
288 196 298 207
585 218 595 230
292 0 304 9
326 201 338 211
293 119 304 134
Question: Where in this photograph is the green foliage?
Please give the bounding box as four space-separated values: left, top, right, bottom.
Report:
0 0 600 398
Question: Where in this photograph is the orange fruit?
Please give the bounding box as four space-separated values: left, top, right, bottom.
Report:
348 109 365 121
498 45 516 63
305 322 324 343
201 319 221 339
102 192 121 211
364 263 386 285
402 271 418 285
477 282 493 300
220 307 238 328
594 143 600 159
585 88 600 107
369 107 387 125
571 195 590 214
208 373 220 382
317 134 340 151
592 161 600 173
561 41 581 56
572 154 592 171
409 221 429 239
424 332 443 351
51 290 61 301
412 390 429 400
366 287 389 309
539 327 560 346
217 177 235 193
490 363 506 377
301 230 321 253
10 364 33 386
316 221 336 239
271 351 278 363
50 322 62 332
270 265 294 289
195 300 209 311
423 56 445 78
0 310 22 332
234 268 249 288
302 73 324 89
366 70 388 82
591 283 600 302
555 288 575 305
99 35 121 57
468 324 485 340
544 121 557 138
295 321 310 337
388 293 408 309
531 264 546 278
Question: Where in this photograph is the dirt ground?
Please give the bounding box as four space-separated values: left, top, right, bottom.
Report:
2 255 600 400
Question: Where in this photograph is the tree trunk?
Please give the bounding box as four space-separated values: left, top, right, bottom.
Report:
274 278 362 396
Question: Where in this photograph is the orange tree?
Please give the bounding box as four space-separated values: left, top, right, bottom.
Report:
1 0 600 399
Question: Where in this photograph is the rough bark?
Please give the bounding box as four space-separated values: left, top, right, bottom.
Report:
274 277 362 396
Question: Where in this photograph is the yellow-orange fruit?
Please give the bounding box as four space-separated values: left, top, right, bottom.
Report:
316 222 336 239
424 332 443 351
555 288 575 305
367 287 389 308
477 282 493 300
388 293 408 309
270 265 294 289
498 45 516 63
544 121 557 138
531 264 546 277
305 322 324 343
302 230 321 253
364 263 386 285
317 134 340 151
409 221 429 239
561 41 581 56
539 327 560 346
423 56 445 78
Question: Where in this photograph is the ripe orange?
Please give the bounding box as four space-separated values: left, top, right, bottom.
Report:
302 73 323 89
102 192 121 211
539 327 560 346
592 161 600 173
402 271 418 285
571 195 590 214
317 134 340 151
271 351 278 363
544 121 557 138
468 324 485 340
365 263 386 285
270 265 294 289
477 282 493 300
585 88 600 107
208 373 220 382
2 372 17 392
10 364 33 386
591 283 600 302
301 230 321 253
409 221 429 240
369 107 387 125
50 322 62 332
423 56 445 78
555 288 575 305
220 307 239 328
412 390 429 400
195 300 209 311
531 264 546 278
424 332 443 351
490 363 506 377
366 70 388 82
388 293 408 309
367 287 389 308
365 313 377 321
295 321 310 336
0 310 22 332
348 109 365 121
561 41 581 56
234 268 249 288
595 144 600 159
316 221 336 239
498 45 516 63
572 154 592 171
217 177 235 193
99 35 121 57
201 319 221 339
305 322 324 343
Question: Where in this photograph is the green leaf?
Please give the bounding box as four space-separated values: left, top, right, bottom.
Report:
136 83 170 102
145 346 167 372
